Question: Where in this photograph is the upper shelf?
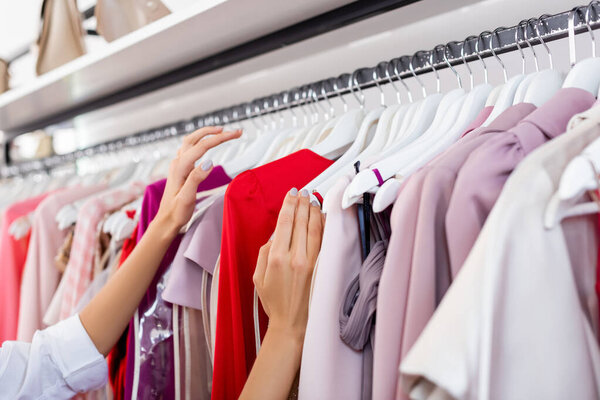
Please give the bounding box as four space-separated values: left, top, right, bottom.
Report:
0 0 353 135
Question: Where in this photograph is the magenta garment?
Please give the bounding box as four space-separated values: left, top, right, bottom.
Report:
0 192 51 343
446 88 596 275
372 102 536 400
162 193 225 309
17 184 107 342
124 166 231 400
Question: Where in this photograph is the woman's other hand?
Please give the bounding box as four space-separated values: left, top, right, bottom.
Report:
155 126 242 232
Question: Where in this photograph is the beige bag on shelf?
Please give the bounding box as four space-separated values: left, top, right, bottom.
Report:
96 0 171 42
36 0 87 76
0 59 8 94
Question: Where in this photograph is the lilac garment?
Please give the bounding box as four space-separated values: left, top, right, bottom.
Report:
162 193 225 309
372 102 536 400
299 176 363 400
124 166 231 400
339 202 391 400
446 88 595 275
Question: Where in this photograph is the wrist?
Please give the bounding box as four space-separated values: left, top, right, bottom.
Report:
265 323 305 349
147 212 181 242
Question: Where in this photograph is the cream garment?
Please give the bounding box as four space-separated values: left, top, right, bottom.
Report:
400 106 600 400
210 255 220 364
298 176 363 400
0 315 107 399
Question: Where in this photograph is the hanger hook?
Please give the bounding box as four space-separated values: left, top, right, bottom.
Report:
491 27 509 82
444 42 463 88
513 20 526 74
332 77 349 113
394 56 414 102
530 16 553 69
321 80 336 118
409 51 428 98
372 62 387 106
283 90 298 128
310 84 329 120
428 48 441 93
586 2 598 58
475 31 489 84
385 59 402 104
351 70 366 108
518 19 539 71
461 36 476 89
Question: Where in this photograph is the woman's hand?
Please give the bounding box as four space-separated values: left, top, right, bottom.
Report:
253 188 324 341
155 126 242 233
240 188 324 400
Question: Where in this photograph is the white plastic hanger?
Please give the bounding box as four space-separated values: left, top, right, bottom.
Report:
562 5 600 96
512 20 538 104
521 17 564 106
374 41 491 211
310 72 366 159
481 29 525 126
305 65 390 204
222 103 278 177
343 50 448 208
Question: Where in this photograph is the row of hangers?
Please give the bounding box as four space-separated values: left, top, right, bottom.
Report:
201 2 600 215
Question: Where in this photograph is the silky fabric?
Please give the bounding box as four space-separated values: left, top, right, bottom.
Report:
0 315 107 399
371 103 535 400
400 104 600 400
0 191 51 342
162 193 225 309
299 175 363 400
446 88 595 274
212 150 333 400
461 105 494 138
124 166 231 400
340 236 389 400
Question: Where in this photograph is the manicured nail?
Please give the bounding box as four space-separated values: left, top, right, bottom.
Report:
290 187 298 196
311 200 320 207
215 126 224 130
300 189 309 197
201 160 213 171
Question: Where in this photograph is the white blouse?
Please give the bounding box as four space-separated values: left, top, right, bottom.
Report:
0 315 108 399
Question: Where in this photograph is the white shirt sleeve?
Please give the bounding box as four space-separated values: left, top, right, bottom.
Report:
0 314 108 400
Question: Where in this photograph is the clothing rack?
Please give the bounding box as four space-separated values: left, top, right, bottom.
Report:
3 2 599 179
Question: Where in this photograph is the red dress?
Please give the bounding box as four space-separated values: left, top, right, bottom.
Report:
212 150 333 399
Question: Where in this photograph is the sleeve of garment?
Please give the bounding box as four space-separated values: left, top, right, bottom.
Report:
0 314 108 399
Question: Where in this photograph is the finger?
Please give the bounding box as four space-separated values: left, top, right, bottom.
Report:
253 242 271 290
291 189 310 256
271 189 299 254
307 200 324 263
179 129 242 175
180 126 224 153
177 159 214 209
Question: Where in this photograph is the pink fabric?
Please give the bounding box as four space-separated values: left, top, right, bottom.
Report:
461 105 493 138
299 176 363 400
372 103 536 400
59 182 146 320
446 88 596 274
163 194 225 309
17 184 107 341
0 192 51 342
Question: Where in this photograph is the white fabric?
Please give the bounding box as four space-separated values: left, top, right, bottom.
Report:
400 106 600 400
0 314 107 399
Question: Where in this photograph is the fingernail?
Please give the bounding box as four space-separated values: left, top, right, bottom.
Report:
311 200 320 207
290 187 298 196
300 189 309 197
215 126 223 130
201 160 213 171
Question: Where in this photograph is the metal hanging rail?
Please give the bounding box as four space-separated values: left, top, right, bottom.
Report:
2 2 599 179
